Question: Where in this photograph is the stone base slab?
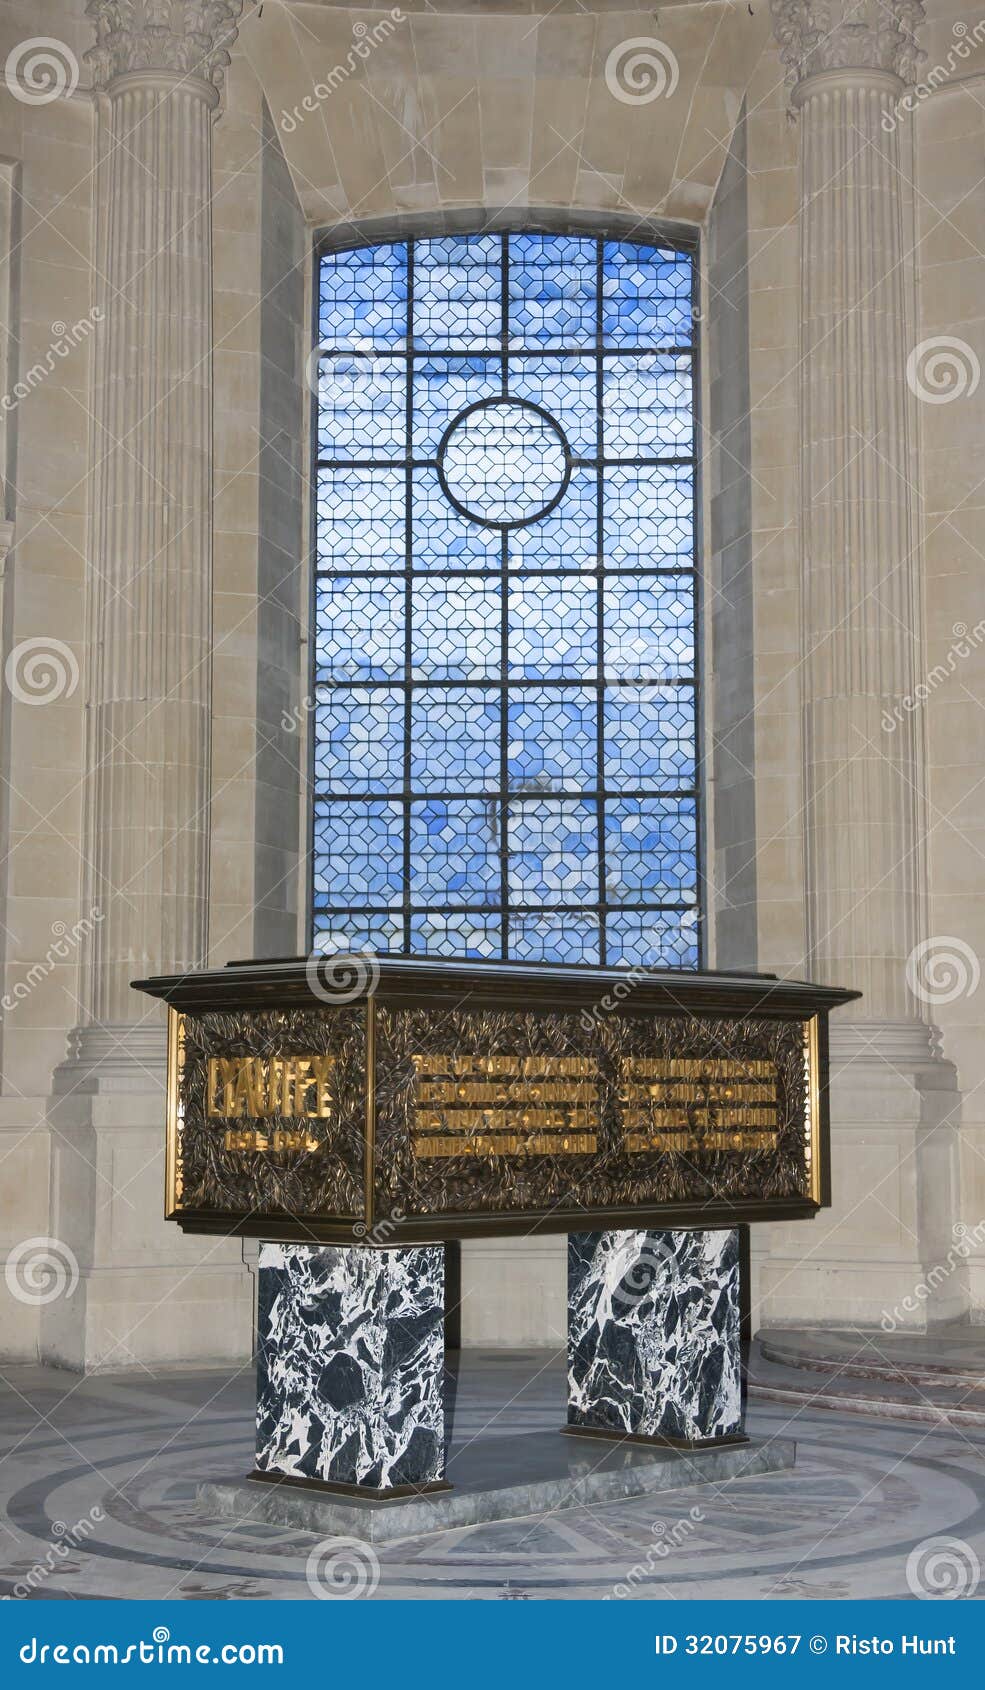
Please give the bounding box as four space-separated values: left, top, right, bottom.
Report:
198 1428 796 1544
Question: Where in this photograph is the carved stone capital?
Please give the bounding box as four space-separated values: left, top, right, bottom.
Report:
770 0 924 87
85 0 244 93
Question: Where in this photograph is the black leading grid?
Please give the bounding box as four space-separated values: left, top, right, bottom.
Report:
312 232 699 966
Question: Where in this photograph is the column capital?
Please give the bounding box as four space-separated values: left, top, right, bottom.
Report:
85 0 243 94
770 0 924 89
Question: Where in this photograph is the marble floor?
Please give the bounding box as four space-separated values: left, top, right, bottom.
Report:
0 1349 983 1600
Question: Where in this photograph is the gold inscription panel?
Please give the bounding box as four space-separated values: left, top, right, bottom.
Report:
619 1056 781 1153
160 990 829 1233
167 1005 367 1223
411 1054 599 1159
206 1054 335 1154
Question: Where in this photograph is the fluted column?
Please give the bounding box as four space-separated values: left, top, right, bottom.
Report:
67 1 241 1083
755 0 964 1328
772 0 930 1046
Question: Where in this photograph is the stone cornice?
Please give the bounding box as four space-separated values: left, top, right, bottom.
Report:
770 0 924 87
85 0 244 92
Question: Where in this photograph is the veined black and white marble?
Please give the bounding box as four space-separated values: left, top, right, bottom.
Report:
255 1243 445 1491
567 1228 743 1444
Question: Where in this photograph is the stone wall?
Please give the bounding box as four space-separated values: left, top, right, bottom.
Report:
0 0 982 1363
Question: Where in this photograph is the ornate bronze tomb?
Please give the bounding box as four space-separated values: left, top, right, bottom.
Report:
133 957 858 1244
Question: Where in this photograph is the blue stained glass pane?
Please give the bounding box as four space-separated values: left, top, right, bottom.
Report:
607 909 698 969
508 799 598 905
604 799 697 900
508 578 597 678
413 358 500 455
507 470 597 571
605 577 694 680
413 580 501 679
412 468 502 571
509 358 597 455
604 688 695 789
413 236 502 349
318 243 408 347
507 689 596 788
410 912 501 958
317 358 406 458
508 234 597 348
410 691 500 791
314 691 404 791
313 234 699 965
509 913 600 966
315 579 404 681
603 355 693 457
409 800 499 901
313 803 403 903
313 913 403 953
316 470 404 570
604 467 693 567
603 243 692 346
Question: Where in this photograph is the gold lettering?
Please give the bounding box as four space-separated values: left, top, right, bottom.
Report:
223 1127 270 1151
207 1058 222 1115
414 1107 596 1133
624 1130 779 1153
207 1054 335 1123
413 1132 597 1159
621 1057 777 1079
413 1054 595 1079
309 1054 335 1118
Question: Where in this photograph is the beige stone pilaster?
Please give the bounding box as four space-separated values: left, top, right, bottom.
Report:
760 0 965 1326
62 0 242 1087
40 2 253 1370
773 0 927 1028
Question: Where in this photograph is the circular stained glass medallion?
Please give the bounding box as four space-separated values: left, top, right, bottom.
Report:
437 397 571 530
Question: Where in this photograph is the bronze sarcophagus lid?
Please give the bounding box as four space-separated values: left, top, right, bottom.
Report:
133 957 858 1243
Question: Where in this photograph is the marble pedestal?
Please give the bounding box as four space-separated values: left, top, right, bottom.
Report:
203 1426 793 1543
567 1229 744 1446
255 1243 446 1495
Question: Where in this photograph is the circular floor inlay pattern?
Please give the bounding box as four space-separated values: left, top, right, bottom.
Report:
3 1363 985 1600
437 399 570 529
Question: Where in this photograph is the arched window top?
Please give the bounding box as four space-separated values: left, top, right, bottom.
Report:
311 231 699 968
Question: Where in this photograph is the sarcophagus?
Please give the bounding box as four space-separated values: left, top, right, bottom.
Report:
133 958 858 1243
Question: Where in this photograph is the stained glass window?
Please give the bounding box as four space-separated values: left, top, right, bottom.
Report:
312 232 700 968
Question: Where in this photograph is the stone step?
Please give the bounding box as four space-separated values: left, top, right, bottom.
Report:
748 1335 985 1430
757 1327 985 1395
